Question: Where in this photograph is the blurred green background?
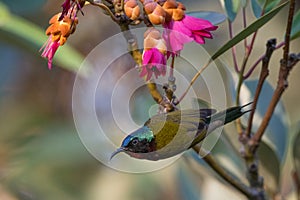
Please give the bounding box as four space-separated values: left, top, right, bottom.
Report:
0 0 300 199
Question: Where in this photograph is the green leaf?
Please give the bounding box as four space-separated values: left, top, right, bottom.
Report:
293 124 300 178
211 1 289 60
251 0 262 18
1 0 47 15
186 11 227 25
251 0 282 18
264 0 283 13
210 133 247 181
177 165 202 200
0 2 84 73
291 9 300 40
220 0 241 22
257 141 280 195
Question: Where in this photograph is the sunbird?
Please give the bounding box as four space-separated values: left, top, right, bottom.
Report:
110 103 251 161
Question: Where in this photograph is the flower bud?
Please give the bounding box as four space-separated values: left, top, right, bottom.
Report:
162 0 177 22
124 0 140 20
177 2 186 10
160 0 185 22
45 13 78 46
172 8 185 21
144 28 166 54
144 1 166 25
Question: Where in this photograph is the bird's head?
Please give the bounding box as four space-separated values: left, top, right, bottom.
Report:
110 126 156 160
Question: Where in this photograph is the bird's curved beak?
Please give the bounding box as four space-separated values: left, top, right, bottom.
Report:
110 147 125 160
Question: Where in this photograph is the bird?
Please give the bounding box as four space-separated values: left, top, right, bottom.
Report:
110 103 251 161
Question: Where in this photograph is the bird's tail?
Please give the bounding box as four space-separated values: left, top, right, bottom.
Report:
207 102 252 124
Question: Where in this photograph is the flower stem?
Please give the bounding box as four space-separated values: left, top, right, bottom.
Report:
228 20 240 73
243 41 285 79
176 59 212 104
88 1 118 22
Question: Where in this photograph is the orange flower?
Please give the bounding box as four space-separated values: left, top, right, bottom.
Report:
41 0 83 69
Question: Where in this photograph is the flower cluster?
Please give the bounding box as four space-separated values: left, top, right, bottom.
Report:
41 0 217 79
41 0 85 69
138 0 218 80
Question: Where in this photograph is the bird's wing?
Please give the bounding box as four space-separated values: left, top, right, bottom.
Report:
144 109 217 151
144 109 216 126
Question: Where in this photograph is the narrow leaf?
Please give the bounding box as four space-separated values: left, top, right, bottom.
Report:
293 124 300 176
264 0 282 13
257 141 280 195
220 0 241 22
291 9 300 40
251 0 262 18
211 1 289 60
251 0 282 18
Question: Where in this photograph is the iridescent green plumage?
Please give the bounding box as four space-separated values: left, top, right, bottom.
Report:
111 103 251 161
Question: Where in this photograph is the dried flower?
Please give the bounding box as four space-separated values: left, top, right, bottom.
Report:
41 0 84 69
124 0 140 20
143 0 166 25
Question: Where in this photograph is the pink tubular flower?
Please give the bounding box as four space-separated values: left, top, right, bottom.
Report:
140 48 167 81
163 15 218 56
41 36 60 69
41 0 84 69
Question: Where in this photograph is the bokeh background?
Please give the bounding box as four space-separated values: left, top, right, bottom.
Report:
0 0 300 199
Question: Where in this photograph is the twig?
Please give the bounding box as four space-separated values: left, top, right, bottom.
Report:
176 59 212 104
192 146 252 198
228 20 240 73
292 170 300 199
235 21 260 135
88 1 119 22
244 41 285 79
246 39 276 137
250 0 297 153
169 55 175 79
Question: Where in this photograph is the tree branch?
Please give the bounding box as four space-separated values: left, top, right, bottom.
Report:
250 0 297 153
246 39 277 137
292 170 300 199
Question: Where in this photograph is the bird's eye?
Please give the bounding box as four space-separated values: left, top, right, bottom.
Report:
131 138 138 146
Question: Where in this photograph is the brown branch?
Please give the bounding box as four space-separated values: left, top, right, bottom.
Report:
246 39 276 137
292 170 300 199
88 1 119 22
192 146 252 198
250 0 297 153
